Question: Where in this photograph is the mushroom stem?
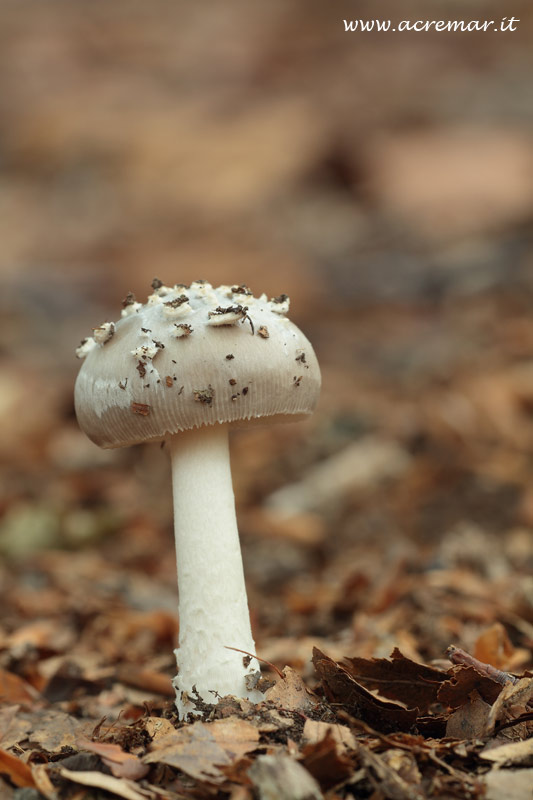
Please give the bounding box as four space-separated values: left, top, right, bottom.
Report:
169 424 262 717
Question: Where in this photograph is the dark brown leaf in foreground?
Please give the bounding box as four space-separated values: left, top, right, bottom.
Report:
438 665 504 709
300 729 354 790
343 646 447 712
313 648 419 733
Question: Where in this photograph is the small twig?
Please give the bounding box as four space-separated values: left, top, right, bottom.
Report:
223 646 284 678
445 645 517 686
495 711 533 733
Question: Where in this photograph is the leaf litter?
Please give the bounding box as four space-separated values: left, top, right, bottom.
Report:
4 296 533 800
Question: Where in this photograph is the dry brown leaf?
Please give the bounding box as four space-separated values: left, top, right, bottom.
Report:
313 648 418 733
437 665 502 709
248 754 322 800
143 717 176 742
27 710 91 754
474 623 516 670
485 677 533 735
144 717 259 782
300 730 354 790
381 749 422 787
116 666 173 697
481 738 533 767
302 719 356 753
265 437 410 514
0 670 39 705
0 749 36 789
31 764 57 800
343 647 446 712
77 737 149 780
59 768 153 800
484 768 533 800
0 706 32 750
358 743 425 800
6 619 75 654
263 666 317 712
252 708 295 733
445 692 491 739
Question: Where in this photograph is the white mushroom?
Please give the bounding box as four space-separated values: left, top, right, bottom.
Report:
74 280 321 718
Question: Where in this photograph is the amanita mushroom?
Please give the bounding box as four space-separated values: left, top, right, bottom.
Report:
74 279 321 716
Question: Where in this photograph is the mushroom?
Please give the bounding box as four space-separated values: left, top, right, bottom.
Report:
74 280 321 717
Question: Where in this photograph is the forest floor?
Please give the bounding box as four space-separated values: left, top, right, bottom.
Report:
2 279 533 800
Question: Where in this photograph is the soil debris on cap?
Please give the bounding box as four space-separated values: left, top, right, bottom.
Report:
193 386 215 405
174 324 193 337
136 361 147 379
164 295 189 309
231 284 253 296
131 402 151 416
122 291 136 308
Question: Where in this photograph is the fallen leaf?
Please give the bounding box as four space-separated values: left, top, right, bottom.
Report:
248 754 322 800
481 738 533 767
358 743 425 800
252 708 295 733
26 710 91 753
59 768 153 800
485 677 533 734
343 647 446 712
302 719 356 752
31 764 57 800
144 717 259 782
438 665 502 709
474 622 516 669
381 748 422 786
77 737 149 780
0 670 38 705
143 717 176 742
41 659 107 704
6 619 75 654
265 437 410 514
484 767 533 800
445 692 491 739
116 666 173 697
0 706 32 750
300 730 354 790
263 666 317 712
0 749 36 789
313 648 418 733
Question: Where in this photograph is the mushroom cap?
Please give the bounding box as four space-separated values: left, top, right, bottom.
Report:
75 281 321 448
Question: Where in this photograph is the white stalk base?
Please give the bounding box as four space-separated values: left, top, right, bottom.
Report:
169 424 263 717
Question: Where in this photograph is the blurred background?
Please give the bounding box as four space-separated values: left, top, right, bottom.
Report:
1 0 533 702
